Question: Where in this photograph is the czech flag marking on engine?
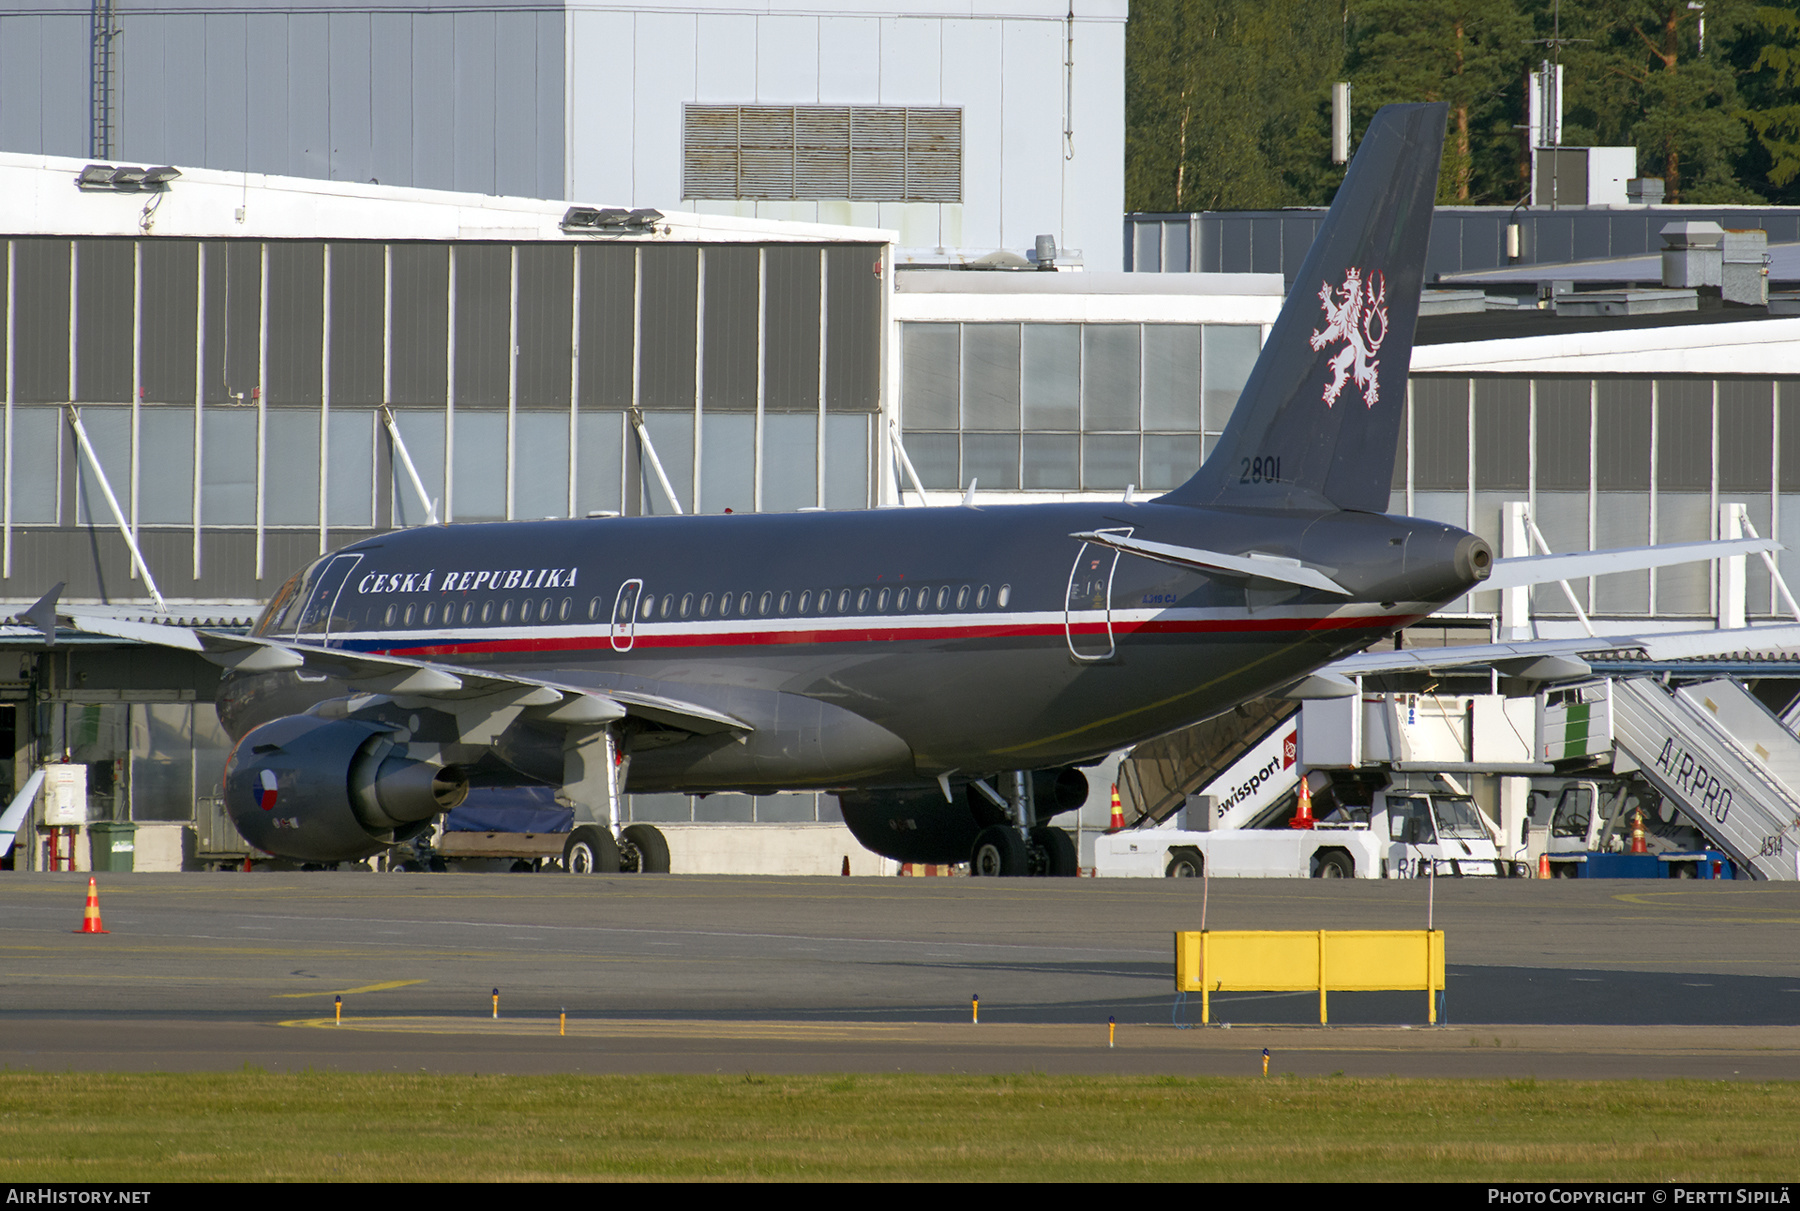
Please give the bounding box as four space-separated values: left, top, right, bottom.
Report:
258 769 279 811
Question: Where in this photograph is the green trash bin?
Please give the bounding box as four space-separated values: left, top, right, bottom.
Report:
89 821 138 873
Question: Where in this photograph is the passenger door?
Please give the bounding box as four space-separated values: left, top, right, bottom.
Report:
1065 529 1130 662
611 578 644 652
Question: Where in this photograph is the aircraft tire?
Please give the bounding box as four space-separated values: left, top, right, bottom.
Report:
619 824 672 874
564 825 619 875
970 826 1029 877
1032 826 1079 877
1313 850 1353 879
1165 848 1203 878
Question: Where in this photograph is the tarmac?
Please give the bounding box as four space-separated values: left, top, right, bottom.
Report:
4 871 1798 1078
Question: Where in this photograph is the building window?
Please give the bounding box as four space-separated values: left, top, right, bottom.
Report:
683 106 962 203
901 322 1262 493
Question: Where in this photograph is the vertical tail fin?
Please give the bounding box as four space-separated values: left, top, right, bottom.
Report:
1161 102 1446 514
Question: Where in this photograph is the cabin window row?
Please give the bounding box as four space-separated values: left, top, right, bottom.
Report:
621 583 1014 622
371 582 1016 629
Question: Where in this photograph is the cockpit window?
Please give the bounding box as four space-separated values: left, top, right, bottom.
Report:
257 572 305 636
289 553 364 638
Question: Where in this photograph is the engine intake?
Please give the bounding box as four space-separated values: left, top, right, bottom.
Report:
224 714 468 862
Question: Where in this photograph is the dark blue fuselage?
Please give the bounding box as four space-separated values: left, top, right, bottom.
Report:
228 499 1485 793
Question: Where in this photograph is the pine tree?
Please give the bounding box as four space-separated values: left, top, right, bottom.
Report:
1125 0 1346 212
1347 0 1534 204
1738 1 1800 203
1552 0 1762 202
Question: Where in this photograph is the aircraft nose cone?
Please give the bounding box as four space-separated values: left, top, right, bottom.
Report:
1456 535 1494 585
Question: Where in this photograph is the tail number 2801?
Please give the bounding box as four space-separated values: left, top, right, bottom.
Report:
1240 456 1283 485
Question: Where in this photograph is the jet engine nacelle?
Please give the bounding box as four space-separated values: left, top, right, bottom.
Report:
224 714 469 862
839 768 1090 865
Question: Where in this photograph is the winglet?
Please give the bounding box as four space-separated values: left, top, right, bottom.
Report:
21 583 63 646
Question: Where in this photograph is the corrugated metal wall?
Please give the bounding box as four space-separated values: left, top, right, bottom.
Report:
1 234 886 605
1400 374 1800 620
0 0 564 199
1125 208 1800 284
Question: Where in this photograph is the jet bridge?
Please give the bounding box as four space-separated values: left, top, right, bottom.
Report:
1544 678 1800 880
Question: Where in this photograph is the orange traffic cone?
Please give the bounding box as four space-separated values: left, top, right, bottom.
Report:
1538 852 1550 879
1108 784 1124 832
1288 774 1316 830
841 855 851 876
1629 809 1648 855
76 876 108 934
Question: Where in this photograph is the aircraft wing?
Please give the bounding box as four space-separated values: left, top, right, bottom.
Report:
56 609 751 737
1075 533 1776 599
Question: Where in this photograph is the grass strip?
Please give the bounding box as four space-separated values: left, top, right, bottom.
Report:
0 1071 1795 1182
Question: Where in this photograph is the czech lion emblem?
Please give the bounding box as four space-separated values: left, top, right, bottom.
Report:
1308 267 1388 409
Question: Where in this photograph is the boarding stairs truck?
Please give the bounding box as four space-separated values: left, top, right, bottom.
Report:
1541 678 1800 880
1098 687 1534 878
1095 767 1512 879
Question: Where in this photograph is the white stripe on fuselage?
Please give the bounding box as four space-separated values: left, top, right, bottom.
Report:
327 601 1434 650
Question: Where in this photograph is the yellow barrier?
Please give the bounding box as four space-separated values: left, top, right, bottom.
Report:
1174 930 1445 1025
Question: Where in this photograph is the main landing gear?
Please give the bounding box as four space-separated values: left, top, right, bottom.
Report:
967 771 1080 877
562 823 671 874
559 724 672 875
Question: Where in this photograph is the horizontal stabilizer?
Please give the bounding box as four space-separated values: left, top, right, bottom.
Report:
1485 538 1779 592
1070 531 1350 595
1329 622 1800 679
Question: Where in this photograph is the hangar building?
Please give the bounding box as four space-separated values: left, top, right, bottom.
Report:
0 0 1126 270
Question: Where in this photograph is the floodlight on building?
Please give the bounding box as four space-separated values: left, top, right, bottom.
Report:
562 206 639 233
626 208 664 229
77 163 180 192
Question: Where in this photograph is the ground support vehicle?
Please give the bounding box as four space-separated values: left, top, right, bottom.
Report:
1534 778 1738 879
1095 776 1516 879
399 790 671 874
1546 850 1734 878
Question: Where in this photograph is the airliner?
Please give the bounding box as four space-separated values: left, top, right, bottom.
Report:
42 103 1780 876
